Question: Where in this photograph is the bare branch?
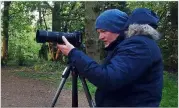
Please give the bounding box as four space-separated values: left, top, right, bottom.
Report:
42 9 48 30
43 1 53 10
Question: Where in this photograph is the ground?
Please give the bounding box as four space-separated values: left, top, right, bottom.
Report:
1 66 89 107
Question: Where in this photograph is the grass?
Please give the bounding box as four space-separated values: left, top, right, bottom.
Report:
13 71 61 84
11 65 177 107
160 71 178 107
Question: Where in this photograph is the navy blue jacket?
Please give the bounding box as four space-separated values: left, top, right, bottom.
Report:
68 35 163 107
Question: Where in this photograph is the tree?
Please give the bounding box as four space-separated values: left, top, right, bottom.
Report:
85 2 101 62
2 1 11 66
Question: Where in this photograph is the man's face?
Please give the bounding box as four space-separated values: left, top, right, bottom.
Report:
97 29 119 47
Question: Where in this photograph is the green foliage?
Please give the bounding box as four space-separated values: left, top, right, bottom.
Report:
6 2 41 65
160 72 178 107
62 1 85 32
8 30 40 65
2 1 177 72
86 81 96 96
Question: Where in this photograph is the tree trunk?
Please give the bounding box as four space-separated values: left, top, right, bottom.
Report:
50 1 63 61
168 2 178 72
2 1 11 66
85 2 101 63
38 4 48 60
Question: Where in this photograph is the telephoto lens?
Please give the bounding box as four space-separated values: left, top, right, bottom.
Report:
36 30 82 47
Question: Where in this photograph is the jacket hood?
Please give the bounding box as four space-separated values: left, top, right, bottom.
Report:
125 24 161 40
124 8 159 29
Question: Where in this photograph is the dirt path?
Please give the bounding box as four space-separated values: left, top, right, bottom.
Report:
1 66 89 107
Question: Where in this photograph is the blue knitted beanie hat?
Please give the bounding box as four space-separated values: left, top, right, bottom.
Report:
95 9 128 34
125 8 159 29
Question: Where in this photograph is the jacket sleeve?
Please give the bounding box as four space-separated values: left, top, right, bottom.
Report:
68 39 152 90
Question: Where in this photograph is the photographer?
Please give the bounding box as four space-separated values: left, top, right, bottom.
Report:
57 8 163 107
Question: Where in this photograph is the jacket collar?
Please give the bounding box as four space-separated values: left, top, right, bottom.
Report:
104 35 124 51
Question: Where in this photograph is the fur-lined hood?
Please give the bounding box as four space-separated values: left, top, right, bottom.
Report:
125 24 161 41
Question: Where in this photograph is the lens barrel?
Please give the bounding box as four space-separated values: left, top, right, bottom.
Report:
36 30 82 47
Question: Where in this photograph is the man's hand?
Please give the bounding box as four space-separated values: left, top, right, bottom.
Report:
57 36 75 56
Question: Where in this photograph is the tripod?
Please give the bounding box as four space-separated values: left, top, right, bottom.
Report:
51 64 96 107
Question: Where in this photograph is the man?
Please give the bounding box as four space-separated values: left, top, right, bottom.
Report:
57 8 163 107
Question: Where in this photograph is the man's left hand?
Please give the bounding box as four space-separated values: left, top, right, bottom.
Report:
57 36 75 56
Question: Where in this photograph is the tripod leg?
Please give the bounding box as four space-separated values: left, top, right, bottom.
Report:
79 76 96 107
51 78 67 107
72 71 78 107
51 65 72 107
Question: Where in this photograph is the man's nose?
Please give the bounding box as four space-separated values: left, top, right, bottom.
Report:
99 34 104 40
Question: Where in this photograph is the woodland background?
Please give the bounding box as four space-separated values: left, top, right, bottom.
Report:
1 1 178 107
1 1 178 73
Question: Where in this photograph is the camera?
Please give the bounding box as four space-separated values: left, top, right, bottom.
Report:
36 30 82 47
